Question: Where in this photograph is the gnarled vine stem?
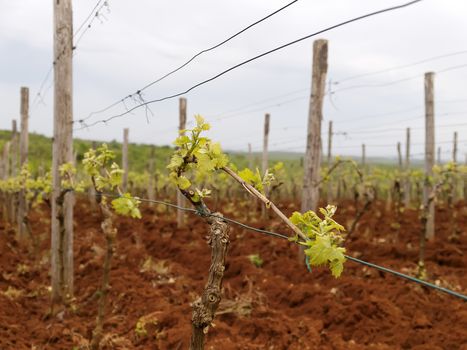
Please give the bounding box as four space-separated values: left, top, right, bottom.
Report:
178 190 230 350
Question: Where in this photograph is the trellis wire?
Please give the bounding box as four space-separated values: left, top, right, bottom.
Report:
100 193 467 302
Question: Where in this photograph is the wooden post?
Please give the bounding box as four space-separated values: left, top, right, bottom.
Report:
327 121 333 167
1 143 10 180
437 146 441 165
1 142 10 222
301 39 328 213
452 131 458 201
17 87 29 241
261 113 270 219
248 143 253 169
11 120 18 177
177 97 187 228
9 120 18 223
361 144 366 168
51 0 74 306
261 114 270 175
122 128 129 192
147 146 156 205
423 72 435 240
88 142 97 210
326 120 333 202
404 128 411 207
464 153 467 201
397 142 402 169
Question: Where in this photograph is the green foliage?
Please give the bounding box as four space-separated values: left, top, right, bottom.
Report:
248 254 264 268
135 320 148 338
238 168 266 193
111 193 142 219
290 205 346 277
83 143 141 219
166 116 347 279
0 162 82 206
167 115 229 198
59 162 84 192
237 162 284 195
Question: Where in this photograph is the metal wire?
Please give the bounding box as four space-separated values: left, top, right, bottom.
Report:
78 0 300 123
75 0 424 129
345 255 467 302
100 192 467 302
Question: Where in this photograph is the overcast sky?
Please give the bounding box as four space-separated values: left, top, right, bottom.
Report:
1 0 466 159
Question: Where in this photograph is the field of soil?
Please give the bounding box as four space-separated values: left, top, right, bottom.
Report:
0 198 466 349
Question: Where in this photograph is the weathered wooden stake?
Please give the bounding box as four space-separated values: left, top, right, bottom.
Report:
261 113 270 219
122 128 129 192
403 127 411 207
452 131 458 201
1 143 10 180
88 142 97 210
302 39 328 214
11 120 18 177
397 142 402 169
1 142 10 222
423 72 435 240
463 153 467 201
17 87 29 241
437 146 441 165
326 120 333 202
361 144 366 169
147 146 156 205
9 120 18 223
261 114 270 176
177 97 187 228
51 0 74 306
248 143 253 170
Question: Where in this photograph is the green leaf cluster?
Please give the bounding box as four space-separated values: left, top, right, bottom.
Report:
238 168 266 193
290 205 346 278
248 254 264 268
83 143 141 219
0 162 82 206
237 165 280 194
167 115 229 200
111 193 142 219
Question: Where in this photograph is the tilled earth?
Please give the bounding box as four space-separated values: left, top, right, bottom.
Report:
0 198 466 349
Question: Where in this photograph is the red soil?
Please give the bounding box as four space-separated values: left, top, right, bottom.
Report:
0 199 466 349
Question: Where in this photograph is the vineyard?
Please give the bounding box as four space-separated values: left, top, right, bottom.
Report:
1 1 467 350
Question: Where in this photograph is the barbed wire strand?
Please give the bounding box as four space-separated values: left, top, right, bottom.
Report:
78 0 300 123
32 0 110 109
100 193 467 302
73 0 110 48
74 0 105 38
74 0 424 129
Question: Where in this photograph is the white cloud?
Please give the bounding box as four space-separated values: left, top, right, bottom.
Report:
0 0 466 158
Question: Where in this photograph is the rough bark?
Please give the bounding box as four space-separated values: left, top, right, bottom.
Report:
403 127 411 207
189 215 229 350
177 98 187 228
51 0 74 305
91 199 117 350
122 128 129 192
302 39 327 213
423 72 435 240
17 86 29 241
